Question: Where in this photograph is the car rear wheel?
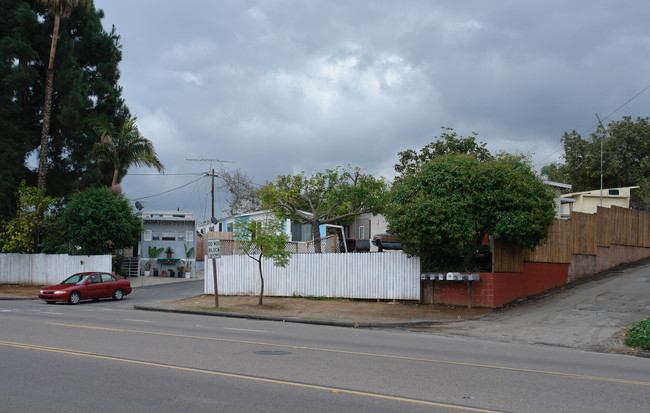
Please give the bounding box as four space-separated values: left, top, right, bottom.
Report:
68 291 81 305
112 289 123 301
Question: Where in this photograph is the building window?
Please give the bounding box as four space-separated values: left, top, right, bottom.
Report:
162 232 176 241
227 222 233 232
359 225 365 239
185 231 193 242
143 230 152 242
152 231 161 241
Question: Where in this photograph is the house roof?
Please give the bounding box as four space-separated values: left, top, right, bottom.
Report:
543 180 573 190
562 186 640 198
142 211 195 221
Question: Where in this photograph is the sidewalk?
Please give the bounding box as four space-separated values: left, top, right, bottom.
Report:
129 272 204 288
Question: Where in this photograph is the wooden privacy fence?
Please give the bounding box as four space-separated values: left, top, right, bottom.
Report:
204 252 421 300
494 206 650 272
0 254 112 285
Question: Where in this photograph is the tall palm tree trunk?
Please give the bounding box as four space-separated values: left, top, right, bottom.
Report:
37 14 61 191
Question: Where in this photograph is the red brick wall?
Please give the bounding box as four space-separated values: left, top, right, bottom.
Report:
432 262 569 308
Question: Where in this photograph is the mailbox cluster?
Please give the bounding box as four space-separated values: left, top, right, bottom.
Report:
421 273 480 281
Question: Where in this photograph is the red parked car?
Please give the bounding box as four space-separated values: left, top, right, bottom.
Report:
39 272 132 305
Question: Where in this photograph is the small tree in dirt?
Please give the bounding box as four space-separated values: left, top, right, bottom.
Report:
234 217 291 305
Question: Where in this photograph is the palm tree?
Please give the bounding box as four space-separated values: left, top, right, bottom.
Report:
37 0 91 190
90 115 165 189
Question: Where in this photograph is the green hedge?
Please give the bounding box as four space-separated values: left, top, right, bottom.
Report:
625 318 650 350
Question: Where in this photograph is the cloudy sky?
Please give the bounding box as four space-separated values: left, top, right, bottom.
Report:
94 0 650 222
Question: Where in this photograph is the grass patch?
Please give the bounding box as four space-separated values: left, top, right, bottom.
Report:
624 317 650 350
292 293 341 301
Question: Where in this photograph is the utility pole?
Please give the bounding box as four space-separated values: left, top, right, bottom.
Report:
186 158 234 219
595 114 608 207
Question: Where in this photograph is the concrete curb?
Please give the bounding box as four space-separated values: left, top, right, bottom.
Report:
133 304 449 329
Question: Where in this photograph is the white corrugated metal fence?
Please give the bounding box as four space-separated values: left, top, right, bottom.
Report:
0 254 112 285
204 252 421 300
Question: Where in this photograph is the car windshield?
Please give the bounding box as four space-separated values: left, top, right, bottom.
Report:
61 274 90 285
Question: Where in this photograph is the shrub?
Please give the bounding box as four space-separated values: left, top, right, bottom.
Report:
624 318 650 350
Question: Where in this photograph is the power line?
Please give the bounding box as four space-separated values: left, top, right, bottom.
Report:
534 83 650 168
134 176 205 200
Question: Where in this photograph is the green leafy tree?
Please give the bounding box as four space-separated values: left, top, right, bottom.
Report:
0 0 129 218
36 0 92 190
545 116 650 210
42 186 142 255
394 127 493 177
0 181 58 253
387 153 556 270
234 217 292 305
259 166 388 253
89 115 165 188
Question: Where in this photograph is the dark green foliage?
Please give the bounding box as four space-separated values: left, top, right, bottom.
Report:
388 153 556 271
0 0 129 218
624 318 650 350
545 116 650 210
42 186 142 255
394 127 493 177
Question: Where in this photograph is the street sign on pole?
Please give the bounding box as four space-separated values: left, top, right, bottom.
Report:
207 239 221 259
207 238 221 307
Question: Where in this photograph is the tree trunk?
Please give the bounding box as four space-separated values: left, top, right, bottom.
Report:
257 255 264 305
112 168 119 187
37 14 61 191
312 222 322 253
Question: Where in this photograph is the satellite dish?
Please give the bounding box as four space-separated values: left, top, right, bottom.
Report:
211 216 218 224
135 201 144 211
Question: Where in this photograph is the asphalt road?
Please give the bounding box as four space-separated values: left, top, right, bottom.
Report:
430 260 650 351
1 291 649 412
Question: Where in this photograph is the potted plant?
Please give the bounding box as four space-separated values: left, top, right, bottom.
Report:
177 263 186 278
184 243 195 278
144 260 152 276
165 246 174 259
147 246 164 276
161 270 167 277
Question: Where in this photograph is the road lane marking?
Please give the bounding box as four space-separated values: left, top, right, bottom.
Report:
223 327 271 333
11 319 650 388
0 339 502 412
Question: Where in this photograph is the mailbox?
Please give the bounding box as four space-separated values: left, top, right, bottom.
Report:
446 272 461 281
467 273 480 281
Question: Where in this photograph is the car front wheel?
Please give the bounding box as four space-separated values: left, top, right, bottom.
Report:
68 291 81 305
112 289 123 301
